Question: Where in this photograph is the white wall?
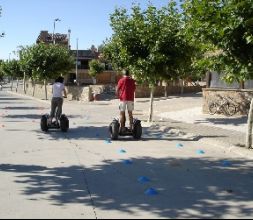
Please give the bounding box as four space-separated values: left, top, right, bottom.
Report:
210 72 253 89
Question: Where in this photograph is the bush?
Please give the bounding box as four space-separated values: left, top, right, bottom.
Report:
88 59 105 77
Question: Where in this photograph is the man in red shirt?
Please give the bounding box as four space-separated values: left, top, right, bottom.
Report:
116 69 136 132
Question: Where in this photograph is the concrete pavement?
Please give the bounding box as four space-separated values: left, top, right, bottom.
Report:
0 90 253 219
145 93 251 158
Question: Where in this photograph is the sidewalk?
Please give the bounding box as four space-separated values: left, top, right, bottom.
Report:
141 94 252 159
158 106 247 149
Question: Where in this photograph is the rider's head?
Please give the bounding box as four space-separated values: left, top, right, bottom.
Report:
55 76 64 83
122 69 130 77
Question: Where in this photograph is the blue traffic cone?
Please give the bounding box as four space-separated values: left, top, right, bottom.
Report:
145 188 158 196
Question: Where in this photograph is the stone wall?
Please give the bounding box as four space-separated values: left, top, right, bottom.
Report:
16 82 53 100
135 85 203 98
66 86 92 101
203 88 253 115
16 82 92 102
15 82 203 102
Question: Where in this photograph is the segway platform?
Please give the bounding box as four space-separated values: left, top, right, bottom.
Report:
109 118 142 140
41 114 69 132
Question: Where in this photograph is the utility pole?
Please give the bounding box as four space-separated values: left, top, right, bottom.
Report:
68 29 71 50
76 38 79 85
53 18 61 44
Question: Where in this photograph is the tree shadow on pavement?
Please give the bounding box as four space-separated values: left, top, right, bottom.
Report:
0 102 25 105
0 106 44 110
35 126 110 141
198 117 247 126
0 157 253 218
4 114 81 120
35 125 229 143
0 97 29 101
4 114 41 120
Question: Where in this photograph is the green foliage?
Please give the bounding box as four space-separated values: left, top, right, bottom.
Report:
0 60 23 78
0 60 4 79
88 59 105 77
19 43 75 81
183 0 253 83
103 1 197 86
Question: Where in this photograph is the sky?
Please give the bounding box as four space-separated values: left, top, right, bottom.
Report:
0 0 172 60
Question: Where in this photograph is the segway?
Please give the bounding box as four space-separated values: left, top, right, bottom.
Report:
109 118 142 140
41 112 69 132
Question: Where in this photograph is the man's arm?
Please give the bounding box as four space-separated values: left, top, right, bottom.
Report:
116 80 122 98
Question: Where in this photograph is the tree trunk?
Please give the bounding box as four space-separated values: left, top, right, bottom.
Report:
246 98 253 149
16 79 19 93
11 77 14 91
180 79 184 95
23 72 26 94
164 82 168 98
44 79 48 100
32 80 36 97
148 86 155 123
206 71 212 88
240 81 245 89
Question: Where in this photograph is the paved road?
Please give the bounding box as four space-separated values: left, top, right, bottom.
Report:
0 90 253 219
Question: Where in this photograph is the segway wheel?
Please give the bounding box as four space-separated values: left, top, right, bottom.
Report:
41 115 49 132
60 115 69 132
110 121 120 140
133 121 142 140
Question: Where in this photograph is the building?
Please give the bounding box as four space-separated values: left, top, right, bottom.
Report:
36 31 117 85
207 72 253 89
66 49 117 85
36 31 69 48
68 49 99 85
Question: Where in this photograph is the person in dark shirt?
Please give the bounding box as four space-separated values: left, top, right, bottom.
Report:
116 69 136 132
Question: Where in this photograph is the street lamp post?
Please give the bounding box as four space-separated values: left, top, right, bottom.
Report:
75 38 79 85
53 18 61 44
68 29 71 50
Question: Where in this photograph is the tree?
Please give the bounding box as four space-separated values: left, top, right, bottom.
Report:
183 0 253 83
1 60 23 91
103 1 196 122
18 46 33 94
88 59 105 78
0 60 4 81
19 43 74 100
183 0 253 148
